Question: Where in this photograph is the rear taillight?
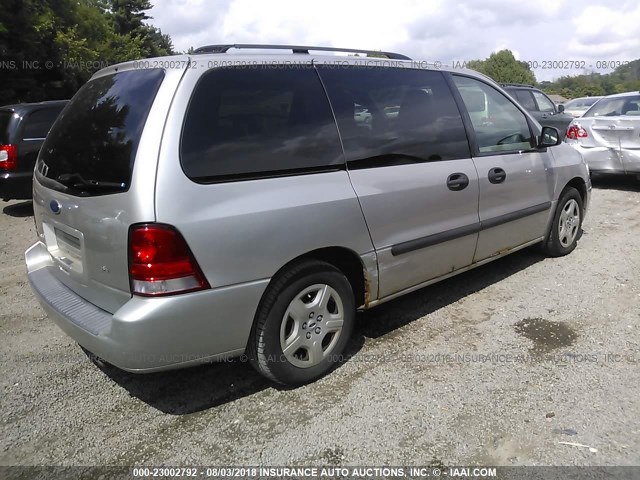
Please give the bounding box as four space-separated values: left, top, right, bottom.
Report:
566 125 588 140
0 144 17 171
128 224 209 296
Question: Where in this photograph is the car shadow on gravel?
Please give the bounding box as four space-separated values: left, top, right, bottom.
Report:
3 200 33 217
355 246 546 339
591 174 640 192
96 247 543 415
93 355 271 415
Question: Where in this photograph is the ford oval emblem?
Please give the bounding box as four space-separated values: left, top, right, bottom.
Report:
49 199 62 215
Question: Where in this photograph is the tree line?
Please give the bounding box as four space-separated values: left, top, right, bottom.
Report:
0 0 173 105
2 6 638 107
466 50 640 99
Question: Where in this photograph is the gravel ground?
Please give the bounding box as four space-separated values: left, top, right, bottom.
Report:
1 176 639 467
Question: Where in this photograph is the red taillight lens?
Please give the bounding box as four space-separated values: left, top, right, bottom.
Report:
0 144 17 171
129 224 209 296
566 125 588 140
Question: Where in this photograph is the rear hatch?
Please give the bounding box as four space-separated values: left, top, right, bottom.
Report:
32 63 183 313
0 110 13 144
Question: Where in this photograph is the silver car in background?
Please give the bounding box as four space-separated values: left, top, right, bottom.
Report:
25 44 591 386
562 96 603 118
565 91 640 176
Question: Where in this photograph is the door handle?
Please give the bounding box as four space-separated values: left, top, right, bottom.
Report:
488 167 506 184
446 172 469 191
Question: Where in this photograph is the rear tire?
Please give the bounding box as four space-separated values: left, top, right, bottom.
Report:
543 187 583 257
247 259 355 386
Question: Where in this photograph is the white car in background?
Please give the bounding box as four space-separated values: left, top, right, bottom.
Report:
562 96 603 118
565 91 640 176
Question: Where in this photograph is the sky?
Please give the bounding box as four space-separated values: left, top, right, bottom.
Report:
147 0 640 82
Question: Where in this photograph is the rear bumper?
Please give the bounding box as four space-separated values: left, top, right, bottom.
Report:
0 171 32 200
567 144 640 174
26 241 269 372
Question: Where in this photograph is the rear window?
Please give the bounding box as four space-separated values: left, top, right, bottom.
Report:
584 95 640 117
36 68 164 196
0 111 13 144
22 107 64 140
180 67 343 182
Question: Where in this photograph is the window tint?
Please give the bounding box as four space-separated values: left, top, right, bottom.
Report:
453 76 533 154
180 67 343 181
37 69 165 196
514 90 536 111
316 66 470 165
532 91 555 113
22 107 64 140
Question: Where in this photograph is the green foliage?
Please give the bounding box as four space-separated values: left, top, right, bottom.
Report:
112 0 152 35
0 0 173 105
541 60 640 99
467 50 536 85
467 49 639 99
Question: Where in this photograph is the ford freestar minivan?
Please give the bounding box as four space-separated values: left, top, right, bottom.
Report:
26 45 590 385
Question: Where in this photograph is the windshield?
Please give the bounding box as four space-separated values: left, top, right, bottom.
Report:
583 95 640 117
36 68 165 196
565 97 601 109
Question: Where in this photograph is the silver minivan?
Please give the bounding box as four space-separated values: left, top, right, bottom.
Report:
26 45 591 385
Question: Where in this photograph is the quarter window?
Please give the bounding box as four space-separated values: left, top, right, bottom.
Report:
453 76 533 154
316 66 470 164
180 67 343 182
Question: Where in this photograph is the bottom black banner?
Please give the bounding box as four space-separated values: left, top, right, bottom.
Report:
1 466 639 480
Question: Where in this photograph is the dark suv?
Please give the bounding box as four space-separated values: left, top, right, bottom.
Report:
0 100 68 200
502 84 573 137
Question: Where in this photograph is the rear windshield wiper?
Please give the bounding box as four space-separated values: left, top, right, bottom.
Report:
56 173 126 191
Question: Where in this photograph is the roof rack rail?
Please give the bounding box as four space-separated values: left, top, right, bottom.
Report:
500 83 535 88
192 44 411 60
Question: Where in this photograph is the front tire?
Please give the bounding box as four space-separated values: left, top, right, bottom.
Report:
543 187 583 257
247 260 355 386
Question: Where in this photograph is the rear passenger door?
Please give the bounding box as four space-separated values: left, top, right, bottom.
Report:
317 66 480 299
452 75 553 262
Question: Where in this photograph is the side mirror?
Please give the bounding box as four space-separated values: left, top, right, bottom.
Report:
539 126 562 147
557 104 565 113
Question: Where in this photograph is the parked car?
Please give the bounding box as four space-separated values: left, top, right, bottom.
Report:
561 96 603 118
383 105 400 119
354 104 372 125
565 91 640 176
25 45 591 386
0 101 68 201
502 84 574 137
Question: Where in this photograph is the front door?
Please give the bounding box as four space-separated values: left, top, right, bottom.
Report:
452 75 553 262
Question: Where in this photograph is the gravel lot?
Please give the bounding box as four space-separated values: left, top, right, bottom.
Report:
1 176 639 467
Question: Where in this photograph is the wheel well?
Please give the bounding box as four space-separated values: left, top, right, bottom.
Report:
565 177 587 204
275 247 368 309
